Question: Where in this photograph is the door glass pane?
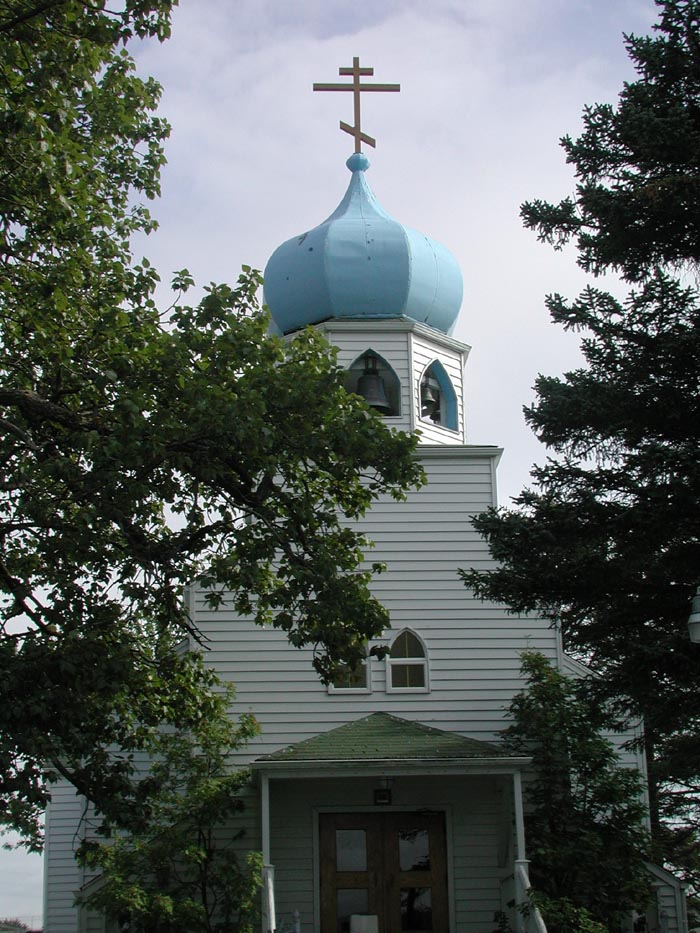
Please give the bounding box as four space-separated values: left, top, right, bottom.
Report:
337 888 369 933
400 887 432 931
336 829 367 871
399 828 430 871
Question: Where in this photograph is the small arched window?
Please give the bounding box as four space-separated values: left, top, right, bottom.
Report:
419 360 457 431
346 350 401 416
387 630 429 692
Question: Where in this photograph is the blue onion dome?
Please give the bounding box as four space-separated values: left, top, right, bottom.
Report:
263 152 463 335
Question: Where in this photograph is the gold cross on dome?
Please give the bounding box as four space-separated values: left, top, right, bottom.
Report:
313 57 400 152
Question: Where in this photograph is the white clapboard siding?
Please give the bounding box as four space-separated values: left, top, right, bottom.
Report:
83 905 107 933
322 322 414 433
412 332 466 444
189 445 563 767
647 863 689 933
321 318 470 443
45 354 671 929
44 782 86 933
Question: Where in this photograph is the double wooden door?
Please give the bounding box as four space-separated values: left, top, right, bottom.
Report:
319 812 449 933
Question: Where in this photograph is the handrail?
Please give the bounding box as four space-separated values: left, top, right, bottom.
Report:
515 861 547 933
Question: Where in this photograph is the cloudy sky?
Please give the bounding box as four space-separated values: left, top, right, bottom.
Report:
134 0 653 506
0 0 658 923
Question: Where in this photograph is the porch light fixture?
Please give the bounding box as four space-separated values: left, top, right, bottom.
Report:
688 586 700 643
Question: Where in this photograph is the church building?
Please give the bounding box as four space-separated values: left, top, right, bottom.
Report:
43 60 689 933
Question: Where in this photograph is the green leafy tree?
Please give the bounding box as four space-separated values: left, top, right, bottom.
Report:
462 0 700 885
77 686 262 933
504 653 650 933
0 0 423 850
523 894 607 933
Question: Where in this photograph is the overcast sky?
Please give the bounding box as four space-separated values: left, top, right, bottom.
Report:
0 0 658 923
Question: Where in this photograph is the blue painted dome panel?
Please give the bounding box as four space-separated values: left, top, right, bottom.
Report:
325 209 411 317
263 225 332 333
263 154 462 335
403 227 464 333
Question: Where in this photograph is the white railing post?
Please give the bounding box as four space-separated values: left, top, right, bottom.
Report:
260 773 276 932
514 859 529 933
262 863 276 933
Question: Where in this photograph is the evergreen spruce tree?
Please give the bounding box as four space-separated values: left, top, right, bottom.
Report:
462 0 700 886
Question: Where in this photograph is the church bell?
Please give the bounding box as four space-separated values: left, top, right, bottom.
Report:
357 353 392 414
420 376 441 421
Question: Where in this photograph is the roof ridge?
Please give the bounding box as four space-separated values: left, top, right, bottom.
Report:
255 711 510 763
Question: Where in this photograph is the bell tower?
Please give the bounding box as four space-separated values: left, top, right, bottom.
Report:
263 61 469 444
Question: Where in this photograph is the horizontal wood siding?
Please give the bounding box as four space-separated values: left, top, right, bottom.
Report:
648 863 688 933
322 320 469 443
191 448 561 764
656 883 682 933
44 781 85 933
328 327 413 433
83 908 106 933
45 427 665 930
411 334 466 444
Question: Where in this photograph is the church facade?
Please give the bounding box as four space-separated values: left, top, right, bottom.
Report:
44 113 688 933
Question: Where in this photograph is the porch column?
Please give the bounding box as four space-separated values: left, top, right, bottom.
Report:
261 773 276 933
261 772 271 864
512 770 526 862
513 770 528 933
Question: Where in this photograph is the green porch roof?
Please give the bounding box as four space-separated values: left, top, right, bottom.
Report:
254 712 510 764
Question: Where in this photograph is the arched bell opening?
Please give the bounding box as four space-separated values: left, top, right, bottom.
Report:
346 350 401 416
419 360 457 430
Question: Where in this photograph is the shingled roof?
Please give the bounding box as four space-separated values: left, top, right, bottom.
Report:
254 712 512 764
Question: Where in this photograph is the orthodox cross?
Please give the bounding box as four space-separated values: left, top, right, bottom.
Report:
313 57 400 152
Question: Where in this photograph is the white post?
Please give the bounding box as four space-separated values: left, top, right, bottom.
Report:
262 864 276 933
260 774 276 932
261 773 271 863
513 771 526 862
514 860 530 933
515 860 548 933
513 772 528 933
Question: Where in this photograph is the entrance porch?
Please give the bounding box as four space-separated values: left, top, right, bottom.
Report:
252 713 540 933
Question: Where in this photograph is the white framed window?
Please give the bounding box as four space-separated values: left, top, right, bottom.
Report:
386 629 429 693
328 648 371 694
